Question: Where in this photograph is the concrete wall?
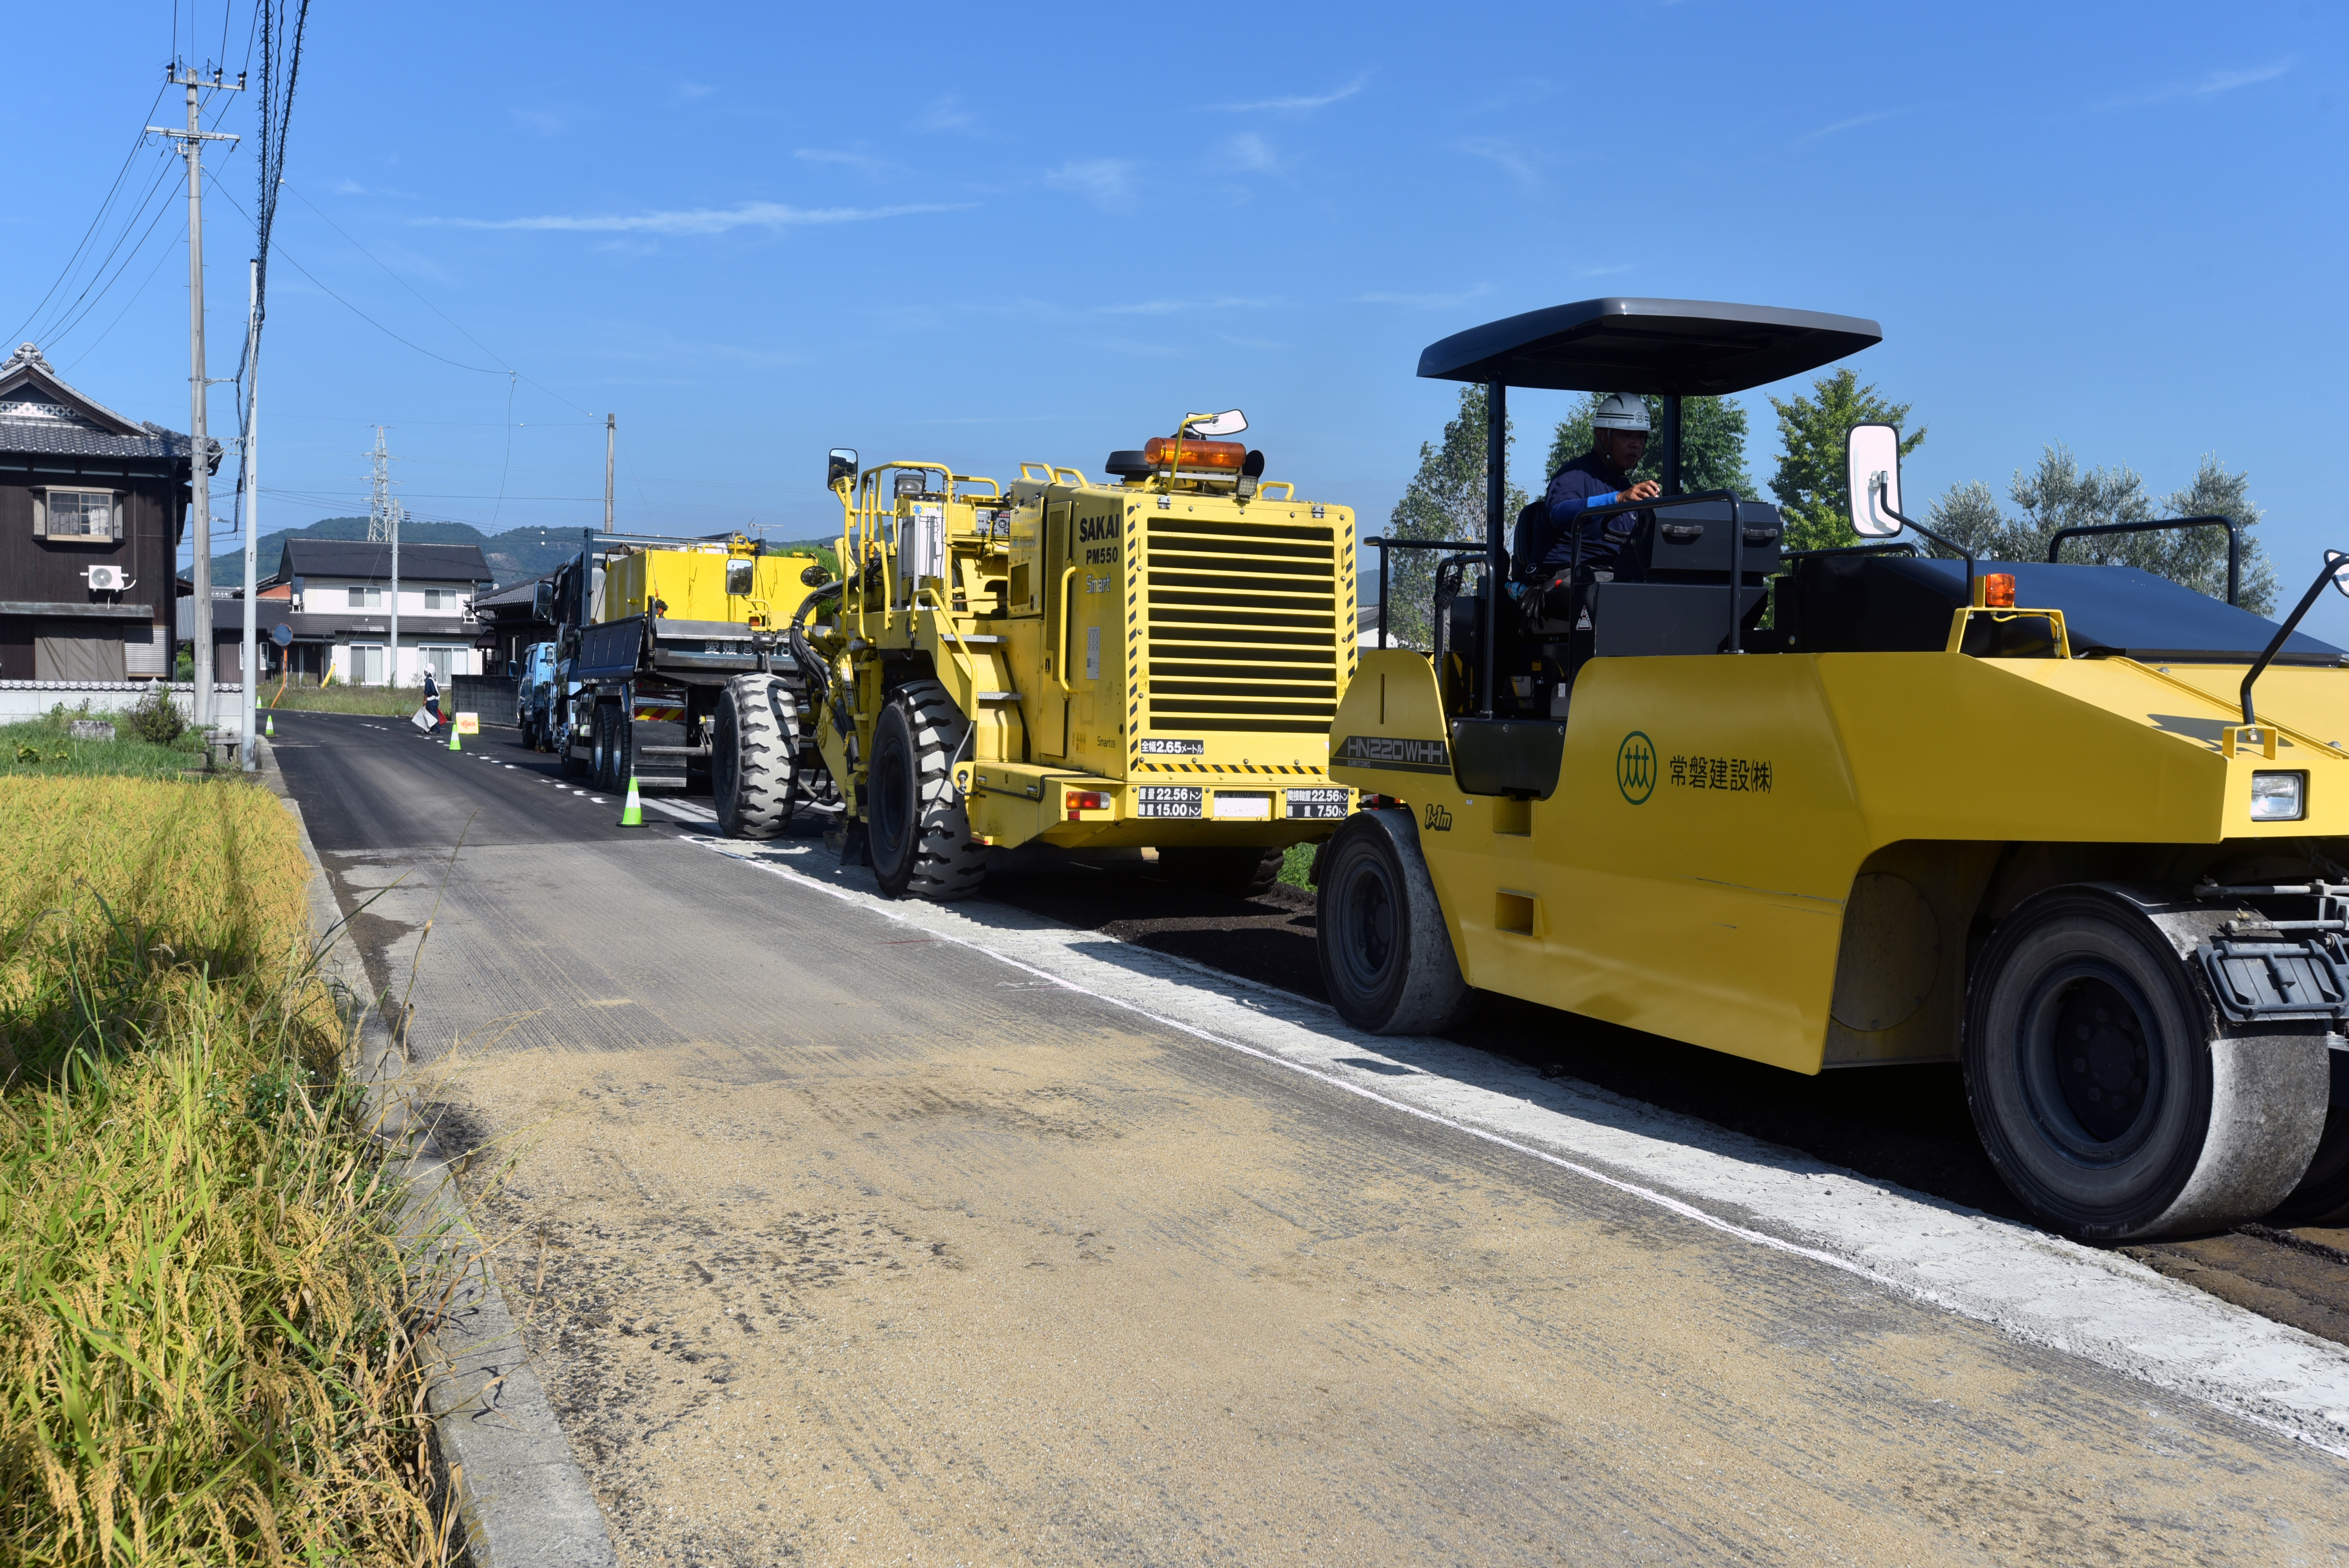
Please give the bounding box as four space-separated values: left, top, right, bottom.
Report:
0 680 246 735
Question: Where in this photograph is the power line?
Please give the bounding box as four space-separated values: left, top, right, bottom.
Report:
3 85 169 346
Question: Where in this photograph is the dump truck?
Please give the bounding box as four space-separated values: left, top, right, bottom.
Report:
1320 296 2349 1242
705 420 1359 898
550 531 827 795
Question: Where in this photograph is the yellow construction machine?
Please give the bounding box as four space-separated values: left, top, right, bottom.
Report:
706 417 1359 899
1320 297 2349 1242
553 531 827 798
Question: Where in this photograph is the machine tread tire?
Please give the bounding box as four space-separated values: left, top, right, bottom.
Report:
2268 1053 2349 1226
868 679 984 901
1965 887 2330 1241
591 700 628 793
1315 809 1470 1035
1157 845 1283 899
712 673 798 840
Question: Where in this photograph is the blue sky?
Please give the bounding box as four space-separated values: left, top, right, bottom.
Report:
10 2 2347 630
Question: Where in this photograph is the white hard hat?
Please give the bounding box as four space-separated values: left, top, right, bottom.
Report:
1591 392 1650 433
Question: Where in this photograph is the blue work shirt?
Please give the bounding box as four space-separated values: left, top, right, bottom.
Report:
1512 451 1647 582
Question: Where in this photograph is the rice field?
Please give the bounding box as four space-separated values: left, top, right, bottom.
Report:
0 778 444 1564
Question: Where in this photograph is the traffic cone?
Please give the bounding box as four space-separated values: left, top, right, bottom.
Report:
263 713 274 738
618 774 643 826
448 720 462 752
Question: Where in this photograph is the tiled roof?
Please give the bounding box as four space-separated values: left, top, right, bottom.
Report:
0 342 217 470
276 538 494 583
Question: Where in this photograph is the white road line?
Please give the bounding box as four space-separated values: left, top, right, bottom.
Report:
681 832 2349 1459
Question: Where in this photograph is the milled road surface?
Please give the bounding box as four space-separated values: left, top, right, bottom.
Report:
273 710 2349 1565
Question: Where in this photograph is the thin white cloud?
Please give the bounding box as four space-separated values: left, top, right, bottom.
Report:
1794 107 1909 146
509 107 565 135
675 82 718 102
1084 337 1188 358
2097 57 2294 109
1225 133 1279 172
915 94 974 132
1044 159 1136 211
1456 138 1540 188
1207 73 1368 113
794 148 907 180
419 201 968 235
1354 284 1494 310
1094 295 1278 316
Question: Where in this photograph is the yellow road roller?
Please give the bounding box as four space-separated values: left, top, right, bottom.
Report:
1320 296 2349 1241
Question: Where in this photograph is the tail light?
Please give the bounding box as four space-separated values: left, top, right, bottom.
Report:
1066 789 1109 820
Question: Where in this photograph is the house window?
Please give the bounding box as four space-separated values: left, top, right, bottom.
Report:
420 645 459 684
424 588 452 611
40 490 116 540
347 586 383 609
347 643 385 685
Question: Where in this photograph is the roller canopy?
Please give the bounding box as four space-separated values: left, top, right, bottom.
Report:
1417 297 1882 395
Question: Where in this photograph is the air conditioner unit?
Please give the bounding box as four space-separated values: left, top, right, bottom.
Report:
86 565 130 592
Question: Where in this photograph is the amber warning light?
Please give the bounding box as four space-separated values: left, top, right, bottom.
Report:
1143 436 1245 470
1984 572 2016 608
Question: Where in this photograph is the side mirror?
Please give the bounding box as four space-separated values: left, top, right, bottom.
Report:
827 448 858 491
1845 422 1904 538
725 559 755 596
505 660 519 678
2332 550 2349 599
1184 409 1248 438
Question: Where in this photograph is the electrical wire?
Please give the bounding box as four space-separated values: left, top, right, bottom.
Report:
4 86 169 347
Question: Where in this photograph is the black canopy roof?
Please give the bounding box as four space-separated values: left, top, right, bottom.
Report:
1417 297 1882 395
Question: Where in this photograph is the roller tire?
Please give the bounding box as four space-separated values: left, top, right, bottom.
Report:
711 673 798 840
2267 1053 2349 1226
867 679 985 901
1157 845 1283 899
1964 888 2331 1242
558 713 586 778
1315 809 1470 1035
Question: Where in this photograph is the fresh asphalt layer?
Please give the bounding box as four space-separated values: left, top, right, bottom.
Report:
271 709 2349 1564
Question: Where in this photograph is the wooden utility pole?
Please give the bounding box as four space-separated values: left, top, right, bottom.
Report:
151 64 241 738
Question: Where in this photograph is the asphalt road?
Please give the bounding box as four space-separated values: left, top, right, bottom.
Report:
271 710 2349 1565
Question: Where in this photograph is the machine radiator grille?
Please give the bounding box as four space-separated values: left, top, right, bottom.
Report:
1142 515 1342 735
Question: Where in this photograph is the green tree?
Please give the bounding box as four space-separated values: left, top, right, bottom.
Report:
1543 393 1752 497
1926 448 2276 613
1767 369 1926 553
1384 385 1528 649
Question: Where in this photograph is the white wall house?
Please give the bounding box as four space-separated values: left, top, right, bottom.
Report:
252 539 495 686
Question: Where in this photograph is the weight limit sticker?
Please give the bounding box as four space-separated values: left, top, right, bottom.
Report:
1285 787 1348 820
1135 786 1204 818
1138 738 1205 755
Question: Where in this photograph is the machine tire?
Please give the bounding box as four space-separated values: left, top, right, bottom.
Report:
1964 887 2331 1241
1157 845 1283 899
2267 1053 2349 1225
558 712 585 777
592 699 631 792
866 679 984 901
1315 809 1470 1035
712 673 798 840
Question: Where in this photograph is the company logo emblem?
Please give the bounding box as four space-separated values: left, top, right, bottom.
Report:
1616 731 1657 804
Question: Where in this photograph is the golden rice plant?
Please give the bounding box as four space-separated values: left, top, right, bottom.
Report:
0 778 445 1565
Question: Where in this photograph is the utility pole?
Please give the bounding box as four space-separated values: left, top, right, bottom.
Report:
366 428 400 686
604 413 616 533
239 258 260 769
151 63 242 739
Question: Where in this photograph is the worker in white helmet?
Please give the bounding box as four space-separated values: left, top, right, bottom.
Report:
1511 392 1662 581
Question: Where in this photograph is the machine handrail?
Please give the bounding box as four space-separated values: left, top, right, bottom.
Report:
2045 515 2242 607
1364 535 1487 650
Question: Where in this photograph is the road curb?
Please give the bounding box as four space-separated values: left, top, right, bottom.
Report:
261 736 618 1568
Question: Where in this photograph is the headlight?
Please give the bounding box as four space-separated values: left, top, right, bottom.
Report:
2250 771 2306 821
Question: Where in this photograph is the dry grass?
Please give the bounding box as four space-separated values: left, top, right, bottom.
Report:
0 779 445 1565
263 686 431 718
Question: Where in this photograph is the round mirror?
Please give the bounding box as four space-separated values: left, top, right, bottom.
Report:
2330 549 2349 599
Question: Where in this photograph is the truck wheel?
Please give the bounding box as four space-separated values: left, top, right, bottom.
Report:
2267 1052 2349 1225
1315 809 1469 1035
1964 888 2331 1241
867 680 984 901
1157 846 1282 898
590 700 626 792
711 673 798 840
